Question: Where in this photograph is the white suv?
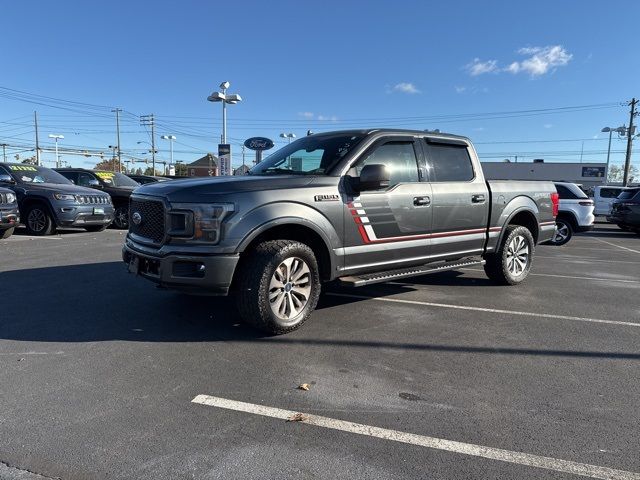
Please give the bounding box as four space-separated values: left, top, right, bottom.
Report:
549 182 595 245
593 185 631 216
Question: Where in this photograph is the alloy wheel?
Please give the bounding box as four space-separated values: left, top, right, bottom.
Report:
28 208 46 232
268 257 312 321
553 222 569 244
506 235 529 276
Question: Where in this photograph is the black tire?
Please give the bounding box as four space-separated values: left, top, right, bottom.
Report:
24 203 55 236
112 206 129 229
85 224 108 233
548 218 572 246
484 225 535 285
1 227 15 239
235 240 321 335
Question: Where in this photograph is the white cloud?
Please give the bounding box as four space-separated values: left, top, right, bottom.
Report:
454 86 467 93
298 112 314 119
392 82 421 94
465 58 498 76
316 115 338 121
465 45 572 78
507 46 572 76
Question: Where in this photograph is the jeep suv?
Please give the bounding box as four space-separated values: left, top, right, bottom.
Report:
0 186 19 239
55 169 139 229
0 163 113 235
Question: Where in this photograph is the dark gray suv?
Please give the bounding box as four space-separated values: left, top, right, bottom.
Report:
0 163 114 235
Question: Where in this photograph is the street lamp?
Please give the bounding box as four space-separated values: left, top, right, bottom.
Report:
207 81 242 144
48 134 64 168
161 135 176 174
207 81 242 176
601 126 626 182
280 133 296 144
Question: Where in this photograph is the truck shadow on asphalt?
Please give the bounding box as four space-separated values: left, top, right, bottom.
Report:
1 262 639 360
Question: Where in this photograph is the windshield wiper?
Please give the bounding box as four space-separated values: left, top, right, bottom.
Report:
258 168 308 175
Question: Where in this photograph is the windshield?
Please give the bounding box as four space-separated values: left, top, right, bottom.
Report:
7 164 72 185
249 133 366 175
95 171 140 187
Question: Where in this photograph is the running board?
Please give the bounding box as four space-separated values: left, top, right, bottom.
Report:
338 258 485 287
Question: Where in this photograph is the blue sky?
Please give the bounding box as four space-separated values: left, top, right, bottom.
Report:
1 0 639 170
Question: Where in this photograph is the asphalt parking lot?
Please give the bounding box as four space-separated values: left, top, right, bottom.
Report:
1 224 639 480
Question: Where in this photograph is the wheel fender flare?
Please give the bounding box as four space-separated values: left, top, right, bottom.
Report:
495 197 540 247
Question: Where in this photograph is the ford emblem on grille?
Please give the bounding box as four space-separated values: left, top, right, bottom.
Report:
132 212 142 225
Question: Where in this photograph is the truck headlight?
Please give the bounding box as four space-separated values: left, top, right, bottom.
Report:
54 193 77 201
171 203 234 244
5 192 16 203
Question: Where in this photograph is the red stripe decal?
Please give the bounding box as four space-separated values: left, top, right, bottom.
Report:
357 225 371 243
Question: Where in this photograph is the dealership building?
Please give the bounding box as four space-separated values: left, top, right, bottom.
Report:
481 161 608 188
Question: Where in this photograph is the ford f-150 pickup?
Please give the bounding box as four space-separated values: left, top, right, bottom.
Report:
123 129 558 334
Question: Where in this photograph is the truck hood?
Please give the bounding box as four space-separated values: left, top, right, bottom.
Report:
135 175 316 201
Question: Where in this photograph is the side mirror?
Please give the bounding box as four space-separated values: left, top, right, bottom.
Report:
88 179 102 188
0 174 15 185
357 164 390 192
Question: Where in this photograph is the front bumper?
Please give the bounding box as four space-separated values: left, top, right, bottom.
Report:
122 241 239 295
55 205 114 227
0 208 19 228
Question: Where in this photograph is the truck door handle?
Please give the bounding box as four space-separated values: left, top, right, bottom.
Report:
471 194 486 204
414 196 431 206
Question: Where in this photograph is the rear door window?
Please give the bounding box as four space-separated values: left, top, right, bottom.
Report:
599 188 622 198
618 189 640 200
555 184 587 200
423 141 474 182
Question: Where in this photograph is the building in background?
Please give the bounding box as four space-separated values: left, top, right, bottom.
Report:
187 153 218 177
481 161 608 188
233 164 250 176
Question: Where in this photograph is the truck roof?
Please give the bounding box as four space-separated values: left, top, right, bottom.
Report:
313 128 471 143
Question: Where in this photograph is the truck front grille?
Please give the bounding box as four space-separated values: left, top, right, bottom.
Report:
129 197 165 244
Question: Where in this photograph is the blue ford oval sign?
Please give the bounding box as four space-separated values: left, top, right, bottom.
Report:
244 137 274 151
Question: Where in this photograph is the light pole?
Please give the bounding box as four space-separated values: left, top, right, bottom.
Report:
207 81 242 175
161 135 176 174
280 133 296 144
48 134 64 168
601 126 626 182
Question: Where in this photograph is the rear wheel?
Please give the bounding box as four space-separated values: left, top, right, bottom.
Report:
549 218 572 246
1 227 15 239
235 240 321 334
25 204 55 236
484 225 535 285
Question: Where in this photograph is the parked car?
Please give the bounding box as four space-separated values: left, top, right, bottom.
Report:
55 169 139 229
607 187 640 233
0 163 113 235
0 186 19 239
126 174 170 185
592 185 631 216
547 182 595 246
123 129 557 334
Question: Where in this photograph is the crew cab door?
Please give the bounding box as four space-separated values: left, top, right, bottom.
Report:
342 137 432 274
421 138 489 260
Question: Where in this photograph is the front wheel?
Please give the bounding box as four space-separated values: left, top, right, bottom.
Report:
235 240 321 334
112 206 129 229
484 225 535 285
25 204 55 236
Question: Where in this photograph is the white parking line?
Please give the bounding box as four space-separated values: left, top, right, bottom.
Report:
460 268 640 284
592 237 640 254
536 255 640 264
192 395 640 480
326 293 640 328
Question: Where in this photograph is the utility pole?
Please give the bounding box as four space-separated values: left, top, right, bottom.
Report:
0 143 7 162
623 98 638 187
34 111 40 166
140 114 156 174
112 108 122 172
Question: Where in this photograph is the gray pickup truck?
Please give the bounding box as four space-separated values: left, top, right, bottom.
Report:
123 129 557 333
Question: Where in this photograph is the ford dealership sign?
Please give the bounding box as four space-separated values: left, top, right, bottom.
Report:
244 137 274 151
